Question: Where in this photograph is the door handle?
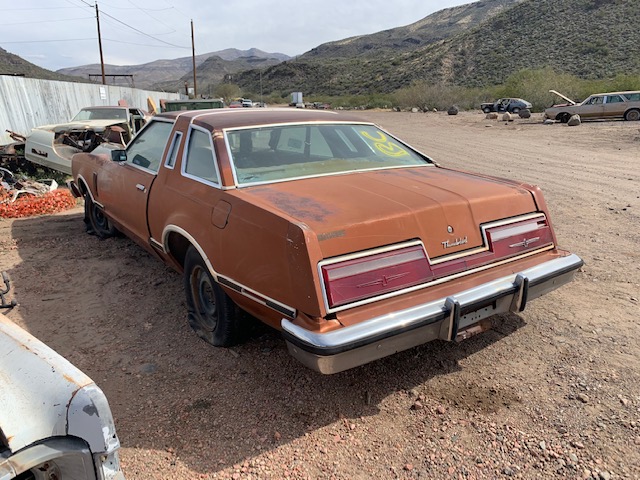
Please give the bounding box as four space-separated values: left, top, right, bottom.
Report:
136 184 145 191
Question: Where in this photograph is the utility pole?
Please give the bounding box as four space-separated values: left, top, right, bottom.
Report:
191 20 197 97
95 3 106 85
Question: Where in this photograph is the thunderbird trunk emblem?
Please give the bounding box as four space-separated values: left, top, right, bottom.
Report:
442 236 468 249
358 272 410 288
509 237 540 248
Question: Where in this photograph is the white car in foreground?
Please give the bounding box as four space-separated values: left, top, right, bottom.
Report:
0 312 125 479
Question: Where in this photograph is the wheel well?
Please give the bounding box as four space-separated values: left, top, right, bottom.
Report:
166 231 193 269
77 178 89 195
625 107 640 116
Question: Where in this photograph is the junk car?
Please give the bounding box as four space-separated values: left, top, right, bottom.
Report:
544 89 640 123
480 98 532 114
68 108 582 374
0 312 124 479
25 106 148 175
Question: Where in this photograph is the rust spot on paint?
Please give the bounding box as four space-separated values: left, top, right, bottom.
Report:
262 191 334 222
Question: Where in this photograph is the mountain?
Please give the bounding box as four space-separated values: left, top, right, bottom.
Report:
150 54 284 94
301 0 523 60
235 0 640 95
0 47 86 82
57 48 290 90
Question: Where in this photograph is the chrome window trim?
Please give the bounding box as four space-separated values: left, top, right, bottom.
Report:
181 124 223 189
164 131 183 170
318 213 553 314
221 121 435 188
159 225 296 318
123 117 176 175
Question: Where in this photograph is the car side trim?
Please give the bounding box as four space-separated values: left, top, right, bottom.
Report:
73 174 104 209
159 225 296 319
281 253 583 374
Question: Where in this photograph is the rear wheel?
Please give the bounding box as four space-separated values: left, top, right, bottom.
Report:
511 107 521 114
624 109 640 121
85 192 116 238
482 106 491 113
184 246 239 346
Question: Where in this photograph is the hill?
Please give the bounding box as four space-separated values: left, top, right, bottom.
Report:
0 47 86 82
301 0 522 60
57 48 290 90
235 0 640 96
150 54 283 94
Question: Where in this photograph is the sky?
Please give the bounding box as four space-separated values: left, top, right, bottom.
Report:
1 0 474 71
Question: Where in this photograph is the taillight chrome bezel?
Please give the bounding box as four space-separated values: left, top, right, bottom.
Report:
318 213 555 314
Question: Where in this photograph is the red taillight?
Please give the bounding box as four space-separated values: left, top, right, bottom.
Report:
321 245 432 309
485 216 553 258
320 215 554 311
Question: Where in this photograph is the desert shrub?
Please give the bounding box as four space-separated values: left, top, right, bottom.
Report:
491 68 580 111
393 82 485 111
488 68 640 110
214 83 241 104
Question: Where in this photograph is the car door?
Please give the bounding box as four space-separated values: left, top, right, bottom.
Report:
578 96 605 119
99 119 175 243
147 125 225 265
603 95 626 118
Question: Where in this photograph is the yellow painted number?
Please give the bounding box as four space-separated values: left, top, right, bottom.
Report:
361 130 409 158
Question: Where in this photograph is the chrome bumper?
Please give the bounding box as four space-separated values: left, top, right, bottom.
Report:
282 253 583 374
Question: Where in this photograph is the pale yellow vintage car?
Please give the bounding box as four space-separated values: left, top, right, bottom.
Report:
544 90 640 123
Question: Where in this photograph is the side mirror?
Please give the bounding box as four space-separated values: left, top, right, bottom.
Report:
111 149 127 162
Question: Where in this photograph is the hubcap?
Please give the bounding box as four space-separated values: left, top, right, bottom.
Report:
192 266 217 330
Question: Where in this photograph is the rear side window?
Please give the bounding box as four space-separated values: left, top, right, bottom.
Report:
623 93 640 101
183 128 219 184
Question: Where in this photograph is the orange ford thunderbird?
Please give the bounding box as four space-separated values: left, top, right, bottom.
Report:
69 109 583 374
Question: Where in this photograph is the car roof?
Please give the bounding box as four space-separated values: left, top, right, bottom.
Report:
81 106 127 109
157 108 367 130
589 91 640 96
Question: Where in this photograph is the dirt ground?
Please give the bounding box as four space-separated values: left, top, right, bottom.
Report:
1 111 639 480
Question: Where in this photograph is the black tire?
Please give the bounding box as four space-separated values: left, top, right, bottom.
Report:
184 246 239 346
558 113 571 124
482 107 491 113
85 192 116 238
624 109 640 121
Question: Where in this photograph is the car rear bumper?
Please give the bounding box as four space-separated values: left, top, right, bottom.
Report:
281 253 583 374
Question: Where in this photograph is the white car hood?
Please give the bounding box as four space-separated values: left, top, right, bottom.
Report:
34 119 125 133
0 314 94 452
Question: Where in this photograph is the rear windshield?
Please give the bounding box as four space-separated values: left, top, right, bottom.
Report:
225 123 431 185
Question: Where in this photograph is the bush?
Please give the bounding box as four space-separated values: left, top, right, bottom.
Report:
393 82 486 111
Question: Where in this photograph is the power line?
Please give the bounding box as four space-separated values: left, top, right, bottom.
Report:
0 16 94 27
125 0 177 35
1 38 96 44
98 8 189 48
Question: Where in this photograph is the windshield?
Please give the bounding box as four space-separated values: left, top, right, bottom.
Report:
72 108 128 121
226 123 431 185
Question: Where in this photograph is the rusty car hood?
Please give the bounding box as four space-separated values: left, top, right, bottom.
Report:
237 166 538 258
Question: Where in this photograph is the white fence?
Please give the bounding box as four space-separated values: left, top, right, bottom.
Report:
0 76 182 145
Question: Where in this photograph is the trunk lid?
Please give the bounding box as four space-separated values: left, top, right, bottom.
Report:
240 166 537 259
